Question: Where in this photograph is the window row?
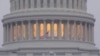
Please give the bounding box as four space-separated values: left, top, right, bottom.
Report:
4 21 94 43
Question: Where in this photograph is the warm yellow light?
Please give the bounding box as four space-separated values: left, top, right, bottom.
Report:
70 23 74 40
47 23 51 36
40 23 44 38
54 23 58 37
33 24 36 38
17 25 21 38
61 24 64 37
22 24 27 39
77 24 81 40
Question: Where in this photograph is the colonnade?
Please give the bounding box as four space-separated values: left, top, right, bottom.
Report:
3 20 94 44
10 0 87 11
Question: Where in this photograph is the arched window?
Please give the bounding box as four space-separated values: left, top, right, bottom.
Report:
13 25 17 41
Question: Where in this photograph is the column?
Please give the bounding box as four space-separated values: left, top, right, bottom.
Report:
81 53 89 56
58 20 62 40
6 24 9 43
78 0 82 9
20 0 24 9
11 1 14 11
10 23 13 42
15 0 19 10
21 22 24 41
88 24 91 42
69 0 72 9
26 53 33 56
36 20 39 40
43 0 47 8
28 21 33 40
65 53 73 56
10 53 17 56
31 0 34 8
44 21 46 39
85 23 88 42
74 21 77 41
92 24 94 43
50 0 54 8
63 0 67 8
64 22 67 40
3 24 6 44
84 0 87 11
25 0 29 8
42 53 45 56
57 0 60 8
37 0 41 8
16 22 18 41
80 22 83 41
74 0 77 9
51 20 54 40
67 21 70 40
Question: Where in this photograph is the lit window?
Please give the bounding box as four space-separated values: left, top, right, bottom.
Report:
83 24 85 41
33 24 36 38
22 24 27 39
77 24 81 40
47 23 51 36
70 23 74 40
61 23 64 38
54 23 58 37
17 25 21 39
40 23 44 38
13 25 17 41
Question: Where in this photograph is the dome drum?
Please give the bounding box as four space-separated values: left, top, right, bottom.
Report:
3 19 94 45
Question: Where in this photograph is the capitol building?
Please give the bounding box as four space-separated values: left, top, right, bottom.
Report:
0 0 99 56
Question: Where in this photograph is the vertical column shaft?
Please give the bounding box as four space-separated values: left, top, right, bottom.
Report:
3 24 6 43
74 21 77 41
36 20 39 40
6 24 9 43
74 0 78 9
58 20 62 40
20 0 24 9
51 20 54 40
15 22 18 41
67 21 70 40
25 0 29 8
92 24 94 43
28 21 33 40
50 0 54 8
64 22 67 39
21 22 24 41
80 22 83 41
63 0 67 8
88 24 91 42
37 0 41 8
69 0 72 9
43 0 47 8
10 23 13 42
65 53 73 56
44 21 46 39
31 0 34 8
57 0 60 8
15 0 19 10
78 0 82 9
26 53 33 56
85 23 88 42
